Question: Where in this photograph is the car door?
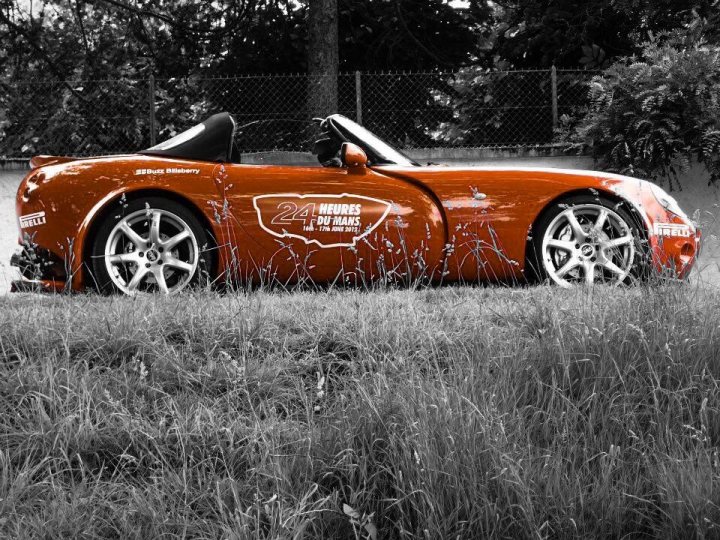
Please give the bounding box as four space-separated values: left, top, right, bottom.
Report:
213 163 447 286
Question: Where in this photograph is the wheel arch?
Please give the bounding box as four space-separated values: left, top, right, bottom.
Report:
523 187 650 280
79 188 219 287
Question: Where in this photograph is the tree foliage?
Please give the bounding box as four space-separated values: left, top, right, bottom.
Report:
2 0 718 78
570 31 720 187
0 0 495 156
0 0 493 83
434 68 557 146
0 0 309 80
491 0 719 68
338 0 492 71
3 0 720 158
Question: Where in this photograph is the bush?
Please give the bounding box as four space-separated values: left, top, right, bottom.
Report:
570 34 720 187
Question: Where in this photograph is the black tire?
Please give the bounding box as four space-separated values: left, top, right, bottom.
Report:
527 194 650 285
88 196 215 294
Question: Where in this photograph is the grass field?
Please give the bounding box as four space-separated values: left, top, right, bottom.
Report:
1 285 719 538
2 166 720 537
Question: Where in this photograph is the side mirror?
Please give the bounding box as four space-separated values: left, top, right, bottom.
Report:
341 142 368 169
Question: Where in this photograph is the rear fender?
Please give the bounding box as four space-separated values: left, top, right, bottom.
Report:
71 185 223 291
29 156 78 169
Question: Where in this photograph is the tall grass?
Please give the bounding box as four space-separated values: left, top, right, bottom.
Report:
0 284 719 538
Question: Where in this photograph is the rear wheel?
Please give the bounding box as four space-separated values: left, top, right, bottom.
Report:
90 197 213 294
530 195 648 287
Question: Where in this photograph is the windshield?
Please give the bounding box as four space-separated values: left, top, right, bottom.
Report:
328 115 420 167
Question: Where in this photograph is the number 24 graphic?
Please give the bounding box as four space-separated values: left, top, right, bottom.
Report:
271 202 316 225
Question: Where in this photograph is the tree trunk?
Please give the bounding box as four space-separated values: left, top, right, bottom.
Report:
307 0 338 118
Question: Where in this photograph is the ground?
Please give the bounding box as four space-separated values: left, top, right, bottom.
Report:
0 284 719 537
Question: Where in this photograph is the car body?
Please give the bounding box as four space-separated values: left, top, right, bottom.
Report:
11 112 700 294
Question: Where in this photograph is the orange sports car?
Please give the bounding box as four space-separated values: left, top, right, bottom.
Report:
11 112 700 294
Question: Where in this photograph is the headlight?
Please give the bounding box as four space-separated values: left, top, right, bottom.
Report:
648 183 688 220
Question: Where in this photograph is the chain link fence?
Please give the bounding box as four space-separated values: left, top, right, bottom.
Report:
0 69 598 159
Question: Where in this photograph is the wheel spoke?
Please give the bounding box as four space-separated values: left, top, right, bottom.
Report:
556 257 580 278
154 268 169 293
602 235 633 249
592 208 608 235
126 266 148 292
603 259 625 276
547 239 575 252
165 257 194 274
149 211 162 244
585 262 595 284
108 253 136 265
164 229 191 250
565 211 586 241
119 222 146 247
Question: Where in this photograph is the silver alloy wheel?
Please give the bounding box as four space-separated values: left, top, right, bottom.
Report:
541 204 636 287
104 208 199 295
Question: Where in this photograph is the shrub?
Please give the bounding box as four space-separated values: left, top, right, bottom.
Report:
569 34 720 187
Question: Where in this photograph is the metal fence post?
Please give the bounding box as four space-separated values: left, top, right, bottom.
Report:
355 71 363 125
148 74 156 146
550 65 558 131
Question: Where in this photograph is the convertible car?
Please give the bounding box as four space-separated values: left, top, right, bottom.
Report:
11 112 700 294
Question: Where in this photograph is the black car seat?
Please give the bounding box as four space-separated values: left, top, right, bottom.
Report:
313 137 343 167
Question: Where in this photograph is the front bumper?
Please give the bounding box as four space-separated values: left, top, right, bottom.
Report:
649 220 701 280
10 242 68 293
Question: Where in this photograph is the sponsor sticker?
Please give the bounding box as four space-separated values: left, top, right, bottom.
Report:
134 168 200 176
653 222 691 237
19 211 47 229
253 193 392 248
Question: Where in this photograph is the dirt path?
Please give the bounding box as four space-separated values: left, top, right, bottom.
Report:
1 164 719 294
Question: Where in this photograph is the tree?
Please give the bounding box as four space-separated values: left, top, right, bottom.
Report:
338 0 493 71
307 0 339 118
491 0 719 68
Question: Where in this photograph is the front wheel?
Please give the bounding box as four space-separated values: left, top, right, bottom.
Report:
89 197 213 295
529 195 648 287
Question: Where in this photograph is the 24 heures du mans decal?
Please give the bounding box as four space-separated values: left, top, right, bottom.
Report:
253 193 392 248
